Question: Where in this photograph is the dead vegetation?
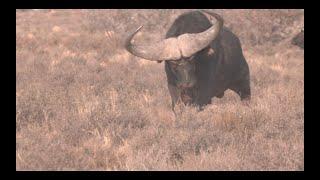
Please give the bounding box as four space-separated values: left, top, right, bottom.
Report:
16 9 304 171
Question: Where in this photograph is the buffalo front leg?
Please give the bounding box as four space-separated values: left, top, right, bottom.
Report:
167 84 180 112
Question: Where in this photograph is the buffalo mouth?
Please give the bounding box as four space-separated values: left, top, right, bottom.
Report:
180 88 195 105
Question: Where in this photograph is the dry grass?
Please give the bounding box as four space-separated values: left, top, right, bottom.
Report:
16 9 304 171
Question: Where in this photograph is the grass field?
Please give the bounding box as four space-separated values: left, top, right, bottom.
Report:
16 9 304 170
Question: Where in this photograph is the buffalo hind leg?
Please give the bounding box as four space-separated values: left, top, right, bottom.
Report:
216 91 224 98
230 80 251 105
230 62 251 104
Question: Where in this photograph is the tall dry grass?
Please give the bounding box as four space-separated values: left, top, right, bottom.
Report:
16 9 304 170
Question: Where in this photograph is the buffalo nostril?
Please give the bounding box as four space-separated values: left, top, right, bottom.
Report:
178 84 185 88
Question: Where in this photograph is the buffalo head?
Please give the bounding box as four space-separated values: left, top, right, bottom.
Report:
125 11 223 89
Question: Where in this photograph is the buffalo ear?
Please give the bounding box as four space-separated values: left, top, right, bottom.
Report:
157 60 163 63
207 47 215 56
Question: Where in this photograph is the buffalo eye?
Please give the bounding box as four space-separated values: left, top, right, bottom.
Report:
187 55 195 61
171 63 178 69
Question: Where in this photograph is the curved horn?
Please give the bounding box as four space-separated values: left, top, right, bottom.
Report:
125 11 224 61
125 26 181 61
178 10 224 58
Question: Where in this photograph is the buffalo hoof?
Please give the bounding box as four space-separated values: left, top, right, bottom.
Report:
241 98 251 106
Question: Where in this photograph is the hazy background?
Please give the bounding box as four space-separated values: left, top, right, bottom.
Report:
16 9 304 170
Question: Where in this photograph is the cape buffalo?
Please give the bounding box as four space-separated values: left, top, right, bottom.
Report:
125 10 251 110
292 29 304 49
